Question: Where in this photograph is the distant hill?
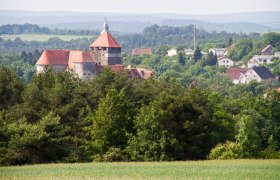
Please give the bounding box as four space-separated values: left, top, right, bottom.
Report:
160 19 279 33
0 10 279 33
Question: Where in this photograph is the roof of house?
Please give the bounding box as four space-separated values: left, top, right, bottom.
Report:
95 64 125 74
36 50 96 69
89 31 121 48
250 55 274 59
129 68 142 79
226 67 249 80
252 66 275 79
131 48 153 55
134 68 153 79
218 57 233 61
68 51 95 69
209 48 227 52
261 44 273 54
36 50 70 65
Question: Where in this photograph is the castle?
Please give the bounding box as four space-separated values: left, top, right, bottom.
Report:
36 21 152 80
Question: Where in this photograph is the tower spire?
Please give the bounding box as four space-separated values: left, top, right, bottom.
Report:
101 18 109 34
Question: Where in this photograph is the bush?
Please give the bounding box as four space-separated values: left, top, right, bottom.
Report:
208 141 244 159
102 147 125 162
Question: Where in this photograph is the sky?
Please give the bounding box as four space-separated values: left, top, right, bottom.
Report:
1 0 280 15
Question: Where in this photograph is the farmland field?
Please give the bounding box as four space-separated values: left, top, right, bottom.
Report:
0 34 93 41
1 160 280 179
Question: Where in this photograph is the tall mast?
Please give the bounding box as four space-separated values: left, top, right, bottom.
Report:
193 25 196 50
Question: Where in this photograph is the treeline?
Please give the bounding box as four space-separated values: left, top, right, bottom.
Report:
120 25 253 50
0 24 260 55
0 50 42 81
0 23 100 36
0 37 94 55
0 66 279 165
0 24 50 35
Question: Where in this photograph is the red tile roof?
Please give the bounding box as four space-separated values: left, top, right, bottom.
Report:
68 51 95 69
126 67 153 79
129 69 142 79
261 44 273 54
131 48 153 55
95 64 125 74
36 50 70 65
226 67 248 80
135 68 153 79
89 31 121 48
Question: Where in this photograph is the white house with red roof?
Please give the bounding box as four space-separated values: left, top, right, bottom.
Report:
226 67 248 84
36 21 153 80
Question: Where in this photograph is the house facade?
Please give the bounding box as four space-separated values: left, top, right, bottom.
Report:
218 57 234 68
167 48 177 56
240 66 275 84
247 55 273 68
209 48 227 58
184 48 194 56
226 67 248 84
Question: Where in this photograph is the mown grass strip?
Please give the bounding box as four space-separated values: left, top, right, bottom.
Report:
1 160 280 179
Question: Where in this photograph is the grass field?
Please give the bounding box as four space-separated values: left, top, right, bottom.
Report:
1 160 280 179
0 34 92 41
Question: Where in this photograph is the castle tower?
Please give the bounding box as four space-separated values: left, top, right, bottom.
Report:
89 20 121 65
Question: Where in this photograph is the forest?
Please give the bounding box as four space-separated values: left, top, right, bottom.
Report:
0 65 279 165
0 24 280 165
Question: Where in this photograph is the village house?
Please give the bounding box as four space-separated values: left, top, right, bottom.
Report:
36 21 153 80
261 44 273 55
218 57 234 68
239 66 275 84
131 48 153 56
208 48 227 58
167 48 177 56
275 52 280 58
247 55 274 68
226 67 248 84
184 48 194 56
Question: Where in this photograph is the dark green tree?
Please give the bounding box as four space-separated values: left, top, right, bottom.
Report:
178 52 186 66
0 66 23 109
193 46 202 62
228 37 233 47
87 88 136 161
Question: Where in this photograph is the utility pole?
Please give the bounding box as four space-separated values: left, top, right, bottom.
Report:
193 25 196 50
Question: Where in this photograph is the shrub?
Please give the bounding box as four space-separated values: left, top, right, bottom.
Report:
208 141 243 159
102 147 125 162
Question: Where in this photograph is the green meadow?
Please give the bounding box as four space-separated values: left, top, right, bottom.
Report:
0 34 92 41
1 160 280 179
